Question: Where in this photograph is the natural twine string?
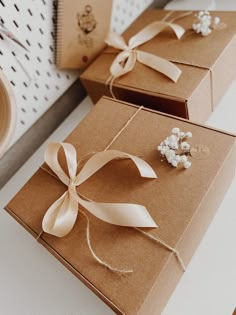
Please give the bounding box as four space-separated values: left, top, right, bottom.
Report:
104 105 143 151
37 105 186 273
135 228 186 271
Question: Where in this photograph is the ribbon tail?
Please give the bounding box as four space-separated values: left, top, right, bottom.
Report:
137 50 182 83
42 191 79 237
77 196 157 228
167 22 185 39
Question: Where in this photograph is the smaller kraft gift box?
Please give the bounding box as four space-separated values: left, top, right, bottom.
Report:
80 10 236 123
5 96 236 315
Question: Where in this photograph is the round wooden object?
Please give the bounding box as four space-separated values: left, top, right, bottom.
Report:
0 70 17 158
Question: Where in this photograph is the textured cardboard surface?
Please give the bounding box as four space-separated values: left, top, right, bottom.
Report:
81 10 236 123
56 0 112 69
5 97 236 315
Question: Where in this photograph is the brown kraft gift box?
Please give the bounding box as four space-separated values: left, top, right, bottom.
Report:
80 10 236 123
5 97 236 315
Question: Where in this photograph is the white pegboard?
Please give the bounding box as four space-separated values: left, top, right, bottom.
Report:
0 0 152 148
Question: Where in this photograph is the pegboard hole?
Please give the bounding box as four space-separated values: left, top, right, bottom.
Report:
11 66 16 72
0 34 4 40
26 39 31 47
33 96 38 101
45 84 50 90
25 54 30 60
35 83 39 88
66 74 70 80
0 17 4 24
0 50 3 55
44 96 48 101
12 51 16 56
39 28 44 35
14 4 19 11
33 108 38 113
37 56 42 63
55 85 59 90
42 0 46 5
38 42 43 49
22 95 27 100
40 13 45 21
46 72 51 77
23 82 28 87
49 45 54 52
36 70 40 76
28 8 33 16
21 108 26 113
56 73 61 78
27 24 32 31
0 0 5 7
48 58 52 65
13 20 19 28
20 120 25 125
10 80 15 86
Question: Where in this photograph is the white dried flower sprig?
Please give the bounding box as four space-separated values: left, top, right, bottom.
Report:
157 128 192 169
192 10 221 37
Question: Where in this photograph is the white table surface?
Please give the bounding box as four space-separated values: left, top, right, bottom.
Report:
1 1 236 313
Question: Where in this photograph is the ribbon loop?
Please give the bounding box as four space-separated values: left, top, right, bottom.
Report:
110 50 137 78
44 142 77 186
42 191 79 237
42 143 158 237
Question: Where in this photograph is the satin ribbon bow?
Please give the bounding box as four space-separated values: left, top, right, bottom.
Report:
105 20 185 83
42 142 158 238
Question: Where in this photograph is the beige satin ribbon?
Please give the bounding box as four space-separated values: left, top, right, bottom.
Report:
38 105 186 273
105 21 184 98
105 11 194 98
42 142 158 238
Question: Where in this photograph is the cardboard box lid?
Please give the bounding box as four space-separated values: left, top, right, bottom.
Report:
82 10 236 101
6 97 236 315
123 10 236 69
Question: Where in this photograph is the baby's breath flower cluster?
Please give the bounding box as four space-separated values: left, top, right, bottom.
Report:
157 128 192 169
192 10 220 37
